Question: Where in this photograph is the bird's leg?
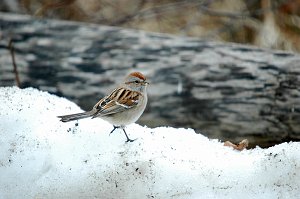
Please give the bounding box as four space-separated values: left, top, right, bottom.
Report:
122 128 135 143
109 125 119 135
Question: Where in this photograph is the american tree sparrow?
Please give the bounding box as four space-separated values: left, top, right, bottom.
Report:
58 72 149 142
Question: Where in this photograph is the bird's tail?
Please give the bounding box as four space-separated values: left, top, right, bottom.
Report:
58 111 94 122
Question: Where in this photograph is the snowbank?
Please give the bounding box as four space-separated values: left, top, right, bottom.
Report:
0 87 299 199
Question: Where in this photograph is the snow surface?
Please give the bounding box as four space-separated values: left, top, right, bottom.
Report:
0 87 299 199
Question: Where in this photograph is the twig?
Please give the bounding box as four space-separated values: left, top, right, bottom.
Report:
199 5 251 19
34 0 76 16
109 0 147 26
8 39 21 87
224 139 249 151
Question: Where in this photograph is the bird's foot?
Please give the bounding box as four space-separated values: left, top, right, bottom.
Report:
109 125 119 135
109 126 136 143
122 128 136 143
125 137 137 143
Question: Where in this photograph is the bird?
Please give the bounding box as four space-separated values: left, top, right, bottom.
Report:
58 71 149 142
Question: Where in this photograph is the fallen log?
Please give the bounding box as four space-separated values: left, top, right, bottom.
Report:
0 12 299 147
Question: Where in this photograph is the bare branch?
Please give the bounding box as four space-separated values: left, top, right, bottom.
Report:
34 0 77 17
8 39 21 88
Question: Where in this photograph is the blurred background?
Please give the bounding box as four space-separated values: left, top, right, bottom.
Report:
0 0 299 148
1 0 300 53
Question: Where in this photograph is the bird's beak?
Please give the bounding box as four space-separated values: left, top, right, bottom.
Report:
143 81 150 85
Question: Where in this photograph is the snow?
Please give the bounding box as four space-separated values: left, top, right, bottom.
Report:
0 86 299 199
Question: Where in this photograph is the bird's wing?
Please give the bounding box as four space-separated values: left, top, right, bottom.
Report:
92 88 141 117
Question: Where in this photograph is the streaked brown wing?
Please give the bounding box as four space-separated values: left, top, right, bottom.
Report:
92 88 140 117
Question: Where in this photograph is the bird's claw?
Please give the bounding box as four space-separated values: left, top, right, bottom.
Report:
125 138 137 143
109 125 119 136
109 125 136 143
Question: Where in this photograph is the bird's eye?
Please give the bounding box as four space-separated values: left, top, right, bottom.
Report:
134 80 139 84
